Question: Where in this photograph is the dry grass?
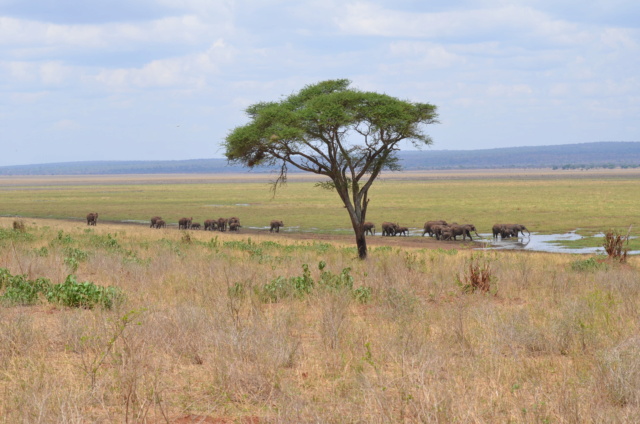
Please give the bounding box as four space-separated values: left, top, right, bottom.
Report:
0 217 639 422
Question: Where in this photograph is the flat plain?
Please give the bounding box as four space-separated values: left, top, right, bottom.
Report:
1 169 639 422
1 168 639 235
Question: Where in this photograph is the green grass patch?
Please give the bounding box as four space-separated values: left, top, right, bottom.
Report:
2 173 640 236
551 234 640 251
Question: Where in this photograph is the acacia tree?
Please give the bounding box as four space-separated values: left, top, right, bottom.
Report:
224 79 438 259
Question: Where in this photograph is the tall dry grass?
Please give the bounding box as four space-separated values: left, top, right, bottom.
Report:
0 217 639 422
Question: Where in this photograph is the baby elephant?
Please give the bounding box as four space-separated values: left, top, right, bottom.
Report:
270 220 284 233
190 222 201 230
150 216 162 228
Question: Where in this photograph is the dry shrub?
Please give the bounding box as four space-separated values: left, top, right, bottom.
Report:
12 219 25 232
457 253 495 294
603 227 631 263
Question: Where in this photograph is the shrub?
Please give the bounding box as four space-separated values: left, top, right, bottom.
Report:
570 257 608 272
0 269 51 306
456 253 495 294
12 220 26 232
257 261 369 303
45 275 124 310
603 228 631 263
353 286 372 304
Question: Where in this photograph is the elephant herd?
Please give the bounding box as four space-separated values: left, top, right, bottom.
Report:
85 213 285 234
363 220 530 241
149 216 284 233
86 211 527 242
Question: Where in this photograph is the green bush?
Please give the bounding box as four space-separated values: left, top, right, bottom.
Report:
0 269 51 305
257 262 371 303
353 286 372 304
0 227 35 243
45 275 124 309
571 257 608 272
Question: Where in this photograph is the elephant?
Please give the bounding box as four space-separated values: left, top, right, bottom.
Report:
204 219 218 231
178 217 192 230
381 222 399 236
396 226 409 236
432 224 450 240
493 223 530 239
508 224 531 237
363 222 376 236
229 222 241 232
440 229 453 241
422 220 448 237
190 222 201 230
492 224 505 239
217 217 228 232
86 212 98 226
150 216 162 228
449 224 480 241
154 219 166 229
270 220 284 233
228 216 240 226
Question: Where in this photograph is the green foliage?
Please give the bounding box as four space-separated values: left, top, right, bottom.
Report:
33 246 49 257
571 257 609 272
45 274 124 310
63 246 89 272
0 267 124 309
259 263 314 302
353 286 372 304
257 261 371 303
90 233 121 250
0 268 51 305
52 230 74 245
0 227 35 243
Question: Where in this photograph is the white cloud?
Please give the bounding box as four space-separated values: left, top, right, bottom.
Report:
92 39 235 90
0 14 231 53
336 2 587 46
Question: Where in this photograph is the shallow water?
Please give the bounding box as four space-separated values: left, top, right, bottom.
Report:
475 231 640 255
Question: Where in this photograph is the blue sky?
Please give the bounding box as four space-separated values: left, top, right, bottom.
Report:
1 0 638 166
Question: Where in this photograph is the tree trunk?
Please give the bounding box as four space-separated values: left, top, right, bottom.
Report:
354 224 368 260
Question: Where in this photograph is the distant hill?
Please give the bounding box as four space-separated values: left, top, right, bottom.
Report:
1 142 639 175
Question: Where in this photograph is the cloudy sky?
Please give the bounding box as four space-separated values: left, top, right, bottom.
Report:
1 0 638 166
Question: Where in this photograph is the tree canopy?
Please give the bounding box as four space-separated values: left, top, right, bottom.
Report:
225 79 438 259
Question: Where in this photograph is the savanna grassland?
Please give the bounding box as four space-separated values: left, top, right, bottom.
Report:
0 170 640 423
1 168 640 235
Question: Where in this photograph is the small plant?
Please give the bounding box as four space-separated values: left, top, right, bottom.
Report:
603 227 631 263
353 286 372 304
33 246 49 257
55 230 74 244
456 253 495 294
63 246 89 272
